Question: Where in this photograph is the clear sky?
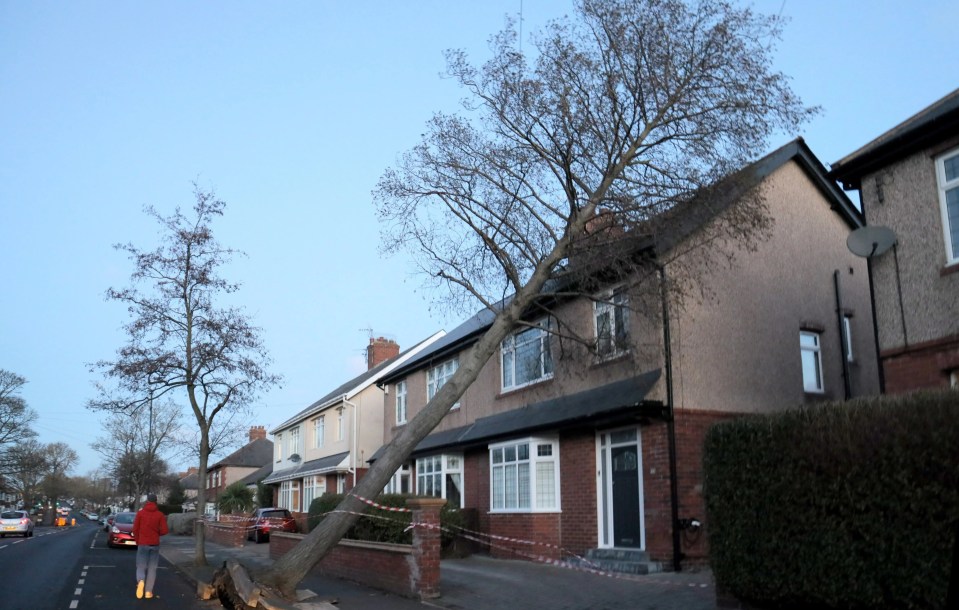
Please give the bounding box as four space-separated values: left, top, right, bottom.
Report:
1 1 956 477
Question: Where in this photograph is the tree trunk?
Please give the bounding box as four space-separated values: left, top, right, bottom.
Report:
193 424 210 566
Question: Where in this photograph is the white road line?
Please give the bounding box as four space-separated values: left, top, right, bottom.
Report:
70 600 79 609
74 588 81 595
78 579 85 584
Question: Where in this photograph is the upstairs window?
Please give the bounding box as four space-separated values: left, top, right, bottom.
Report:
594 289 630 358
395 380 408 425
427 359 459 408
501 319 553 390
313 416 325 449
936 148 959 265
275 433 283 461
800 331 824 393
289 427 300 456
842 314 854 363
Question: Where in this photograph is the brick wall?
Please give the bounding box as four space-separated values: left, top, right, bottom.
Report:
882 336 959 393
205 519 247 548
559 430 599 556
488 512 563 560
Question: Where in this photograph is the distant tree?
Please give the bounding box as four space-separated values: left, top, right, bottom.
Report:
217 481 255 515
40 442 78 520
91 399 181 503
2 439 47 510
255 480 274 508
166 478 187 507
0 369 38 463
259 0 814 598
89 187 281 566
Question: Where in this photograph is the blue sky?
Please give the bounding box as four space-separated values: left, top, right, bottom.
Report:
1 0 956 477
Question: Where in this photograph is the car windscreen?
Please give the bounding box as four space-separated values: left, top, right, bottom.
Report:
114 513 135 524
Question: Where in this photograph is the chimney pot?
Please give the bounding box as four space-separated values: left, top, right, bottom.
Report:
367 336 400 370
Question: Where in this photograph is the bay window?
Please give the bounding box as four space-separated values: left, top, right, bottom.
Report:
490 437 559 512
415 454 463 508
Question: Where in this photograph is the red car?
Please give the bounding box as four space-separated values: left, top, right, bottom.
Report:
247 508 296 543
107 512 137 548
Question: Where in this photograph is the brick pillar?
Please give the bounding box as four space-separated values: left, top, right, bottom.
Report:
407 497 445 599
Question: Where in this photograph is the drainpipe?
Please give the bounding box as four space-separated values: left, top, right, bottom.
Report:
658 264 683 572
834 270 852 400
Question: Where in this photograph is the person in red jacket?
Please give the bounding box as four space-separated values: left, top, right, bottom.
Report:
132 493 169 599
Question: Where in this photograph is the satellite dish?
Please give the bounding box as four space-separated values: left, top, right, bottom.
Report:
847 225 897 258
289 453 301 463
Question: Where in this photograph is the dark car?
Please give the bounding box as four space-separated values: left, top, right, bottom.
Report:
107 512 136 548
247 507 296 543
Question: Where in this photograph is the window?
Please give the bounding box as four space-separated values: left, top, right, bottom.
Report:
289 427 300 456
395 380 408 425
936 148 959 264
313 416 325 449
384 463 412 495
428 358 458 402
842 315 854 363
336 407 345 441
303 475 326 510
594 289 630 357
275 433 283 461
415 454 464 508
800 331 824 393
501 319 553 390
279 480 301 511
490 437 559 512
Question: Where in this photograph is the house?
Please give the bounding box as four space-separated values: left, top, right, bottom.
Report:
177 467 199 512
830 88 959 392
263 333 444 518
373 138 880 571
204 426 273 516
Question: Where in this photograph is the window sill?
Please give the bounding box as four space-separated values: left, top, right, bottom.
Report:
498 376 554 398
591 350 631 368
940 263 959 277
487 509 562 515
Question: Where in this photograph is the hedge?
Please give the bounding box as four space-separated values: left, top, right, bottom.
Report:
704 390 959 609
308 493 465 550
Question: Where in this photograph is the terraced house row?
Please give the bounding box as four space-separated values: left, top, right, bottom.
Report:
248 88 958 572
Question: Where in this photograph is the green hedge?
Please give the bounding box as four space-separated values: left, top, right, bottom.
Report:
308 493 465 549
704 390 959 609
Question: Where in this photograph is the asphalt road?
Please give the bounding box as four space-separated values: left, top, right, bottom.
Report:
0 515 219 610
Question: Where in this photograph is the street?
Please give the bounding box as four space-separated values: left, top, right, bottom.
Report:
0 515 220 610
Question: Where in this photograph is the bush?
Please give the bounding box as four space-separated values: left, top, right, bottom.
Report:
704 390 959 609
308 493 467 550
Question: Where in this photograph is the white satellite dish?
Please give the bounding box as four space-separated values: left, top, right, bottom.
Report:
847 225 897 258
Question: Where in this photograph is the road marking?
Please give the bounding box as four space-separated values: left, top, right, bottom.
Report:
74 588 82 595
78 578 85 584
70 601 78 609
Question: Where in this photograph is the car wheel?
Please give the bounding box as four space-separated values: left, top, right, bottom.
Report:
254 529 263 544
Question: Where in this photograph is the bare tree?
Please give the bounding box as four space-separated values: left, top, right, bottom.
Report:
0 369 38 456
91 399 182 505
259 0 813 597
40 442 79 519
2 439 46 511
89 187 280 566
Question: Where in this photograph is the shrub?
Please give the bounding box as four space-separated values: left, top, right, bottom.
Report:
704 390 959 609
308 493 467 550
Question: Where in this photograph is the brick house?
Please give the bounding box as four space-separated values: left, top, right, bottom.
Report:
204 426 273 516
830 88 959 393
263 334 443 519
373 139 880 571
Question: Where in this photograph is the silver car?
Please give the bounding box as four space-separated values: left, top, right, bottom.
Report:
0 510 35 538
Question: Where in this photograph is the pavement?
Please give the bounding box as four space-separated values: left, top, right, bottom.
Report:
159 534 717 609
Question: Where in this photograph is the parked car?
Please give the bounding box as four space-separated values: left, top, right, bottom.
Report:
247 507 296 543
102 514 115 532
0 510 34 538
107 512 136 548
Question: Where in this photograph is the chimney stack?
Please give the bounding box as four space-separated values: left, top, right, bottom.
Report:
249 425 266 442
368 336 400 370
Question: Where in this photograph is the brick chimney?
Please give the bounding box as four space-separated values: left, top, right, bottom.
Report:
368 336 400 370
249 425 266 442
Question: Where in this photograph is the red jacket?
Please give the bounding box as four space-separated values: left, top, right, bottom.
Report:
133 502 169 546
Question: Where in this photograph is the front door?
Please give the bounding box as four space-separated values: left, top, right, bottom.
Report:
597 428 644 548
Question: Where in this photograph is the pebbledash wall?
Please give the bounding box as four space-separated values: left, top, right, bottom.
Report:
449 409 736 566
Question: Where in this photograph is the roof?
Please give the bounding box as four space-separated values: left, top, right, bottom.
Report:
262 451 350 484
271 330 445 433
236 462 273 487
210 437 273 469
381 139 857 384
370 370 662 461
830 88 959 189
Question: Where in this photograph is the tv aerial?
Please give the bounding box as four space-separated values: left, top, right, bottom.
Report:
847 225 897 258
